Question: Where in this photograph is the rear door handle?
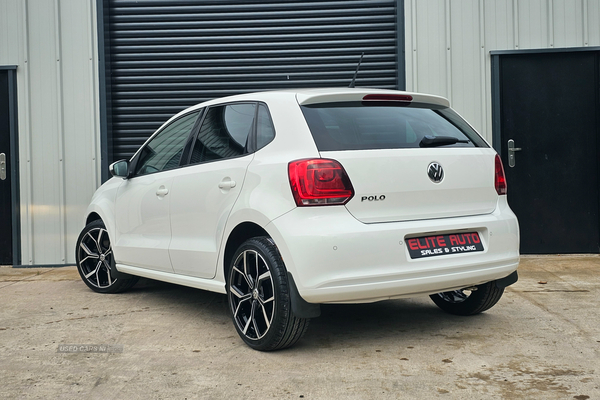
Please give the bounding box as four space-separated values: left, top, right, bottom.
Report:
218 178 236 190
156 186 169 197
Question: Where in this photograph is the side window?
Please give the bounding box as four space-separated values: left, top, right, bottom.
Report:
135 111 200 176
190 103 255 164
256 104 276 149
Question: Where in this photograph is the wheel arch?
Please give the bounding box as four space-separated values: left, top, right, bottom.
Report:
86 212 102 225
222 221 320 319
223 222 270 280
82 203 118 258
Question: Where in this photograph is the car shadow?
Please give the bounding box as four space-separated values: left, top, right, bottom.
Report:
120 278 497 350
298 299 496 351
125 277 230 319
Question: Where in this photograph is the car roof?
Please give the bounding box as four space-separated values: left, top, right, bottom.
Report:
167 88 450 125
140 87 455 163
191 87 448 109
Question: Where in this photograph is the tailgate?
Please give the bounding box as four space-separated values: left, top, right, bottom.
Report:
325 148 498 223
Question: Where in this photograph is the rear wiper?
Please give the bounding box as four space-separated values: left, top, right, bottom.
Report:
419 135 471 148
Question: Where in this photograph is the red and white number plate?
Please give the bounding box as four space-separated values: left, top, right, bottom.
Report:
407 232 484 259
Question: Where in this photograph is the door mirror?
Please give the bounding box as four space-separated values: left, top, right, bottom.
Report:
109 159 130 178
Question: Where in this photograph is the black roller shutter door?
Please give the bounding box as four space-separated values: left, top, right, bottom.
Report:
104 0 400 161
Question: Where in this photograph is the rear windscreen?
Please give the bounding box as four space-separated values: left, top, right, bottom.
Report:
301 101 488 151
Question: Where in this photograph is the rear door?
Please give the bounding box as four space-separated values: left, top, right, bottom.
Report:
169 103 259 278
301 100 498 224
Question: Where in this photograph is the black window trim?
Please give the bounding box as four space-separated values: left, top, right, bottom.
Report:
255 102 277 152
125 99 278 178
182 100 267 167
178 107 205 168
128 109 204 179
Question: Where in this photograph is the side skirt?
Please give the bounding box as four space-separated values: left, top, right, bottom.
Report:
116 264 227 294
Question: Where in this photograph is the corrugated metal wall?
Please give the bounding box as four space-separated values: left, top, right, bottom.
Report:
104 0 400 161
0 0 101 265
404 0 600 142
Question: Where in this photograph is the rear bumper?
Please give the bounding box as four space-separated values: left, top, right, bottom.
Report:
267 197 519 304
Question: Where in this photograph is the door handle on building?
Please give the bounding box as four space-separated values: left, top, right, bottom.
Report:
507 139 521 168
0 153 6 180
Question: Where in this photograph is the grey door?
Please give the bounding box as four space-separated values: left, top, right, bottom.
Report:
494 50 600 254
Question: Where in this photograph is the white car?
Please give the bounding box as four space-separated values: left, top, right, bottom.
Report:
76 88 519 351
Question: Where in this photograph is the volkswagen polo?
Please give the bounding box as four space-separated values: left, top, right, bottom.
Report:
76 88 520 351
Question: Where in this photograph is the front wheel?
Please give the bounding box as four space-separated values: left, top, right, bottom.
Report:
227 237 309 351
429 281 504 316
75 220 138 293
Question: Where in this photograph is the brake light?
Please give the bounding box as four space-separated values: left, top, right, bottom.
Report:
288 159 354 206
362 94 413 102
495 154 507 195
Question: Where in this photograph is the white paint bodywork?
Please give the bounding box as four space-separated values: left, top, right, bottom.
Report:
168 154 255 278
85 88 519 304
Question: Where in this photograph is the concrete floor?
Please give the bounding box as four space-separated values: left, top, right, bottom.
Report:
0 256 599 399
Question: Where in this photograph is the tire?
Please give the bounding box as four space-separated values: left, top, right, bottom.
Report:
429 281 504 316
227 237 310 351
75 220 138 293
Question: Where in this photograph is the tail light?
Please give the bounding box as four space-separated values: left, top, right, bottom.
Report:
495 154 507 195
288 159 354 206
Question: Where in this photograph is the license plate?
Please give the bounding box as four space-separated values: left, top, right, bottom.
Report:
406 232 484 259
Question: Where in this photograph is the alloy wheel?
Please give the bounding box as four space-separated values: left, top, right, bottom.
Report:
229 249 275 340
77 227 115 289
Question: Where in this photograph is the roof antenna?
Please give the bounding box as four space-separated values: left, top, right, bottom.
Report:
348 52 364 88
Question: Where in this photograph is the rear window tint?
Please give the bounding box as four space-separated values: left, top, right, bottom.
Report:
301 102 488 151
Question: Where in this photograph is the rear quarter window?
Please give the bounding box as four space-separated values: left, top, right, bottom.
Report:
189 103 256 164
301 102 488 151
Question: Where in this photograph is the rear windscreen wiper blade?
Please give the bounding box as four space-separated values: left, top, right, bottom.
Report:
419 135 471 148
